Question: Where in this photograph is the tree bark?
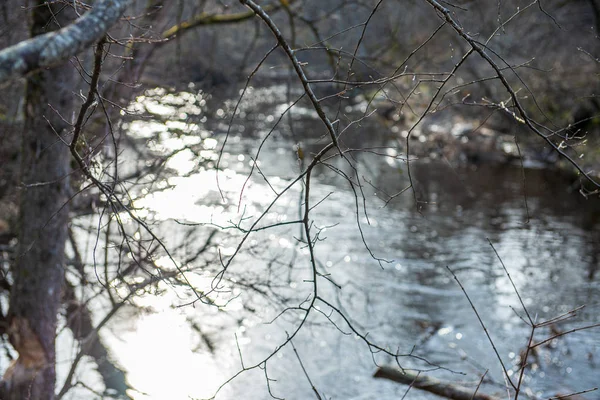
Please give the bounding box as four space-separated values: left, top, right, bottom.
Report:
0 3 75 399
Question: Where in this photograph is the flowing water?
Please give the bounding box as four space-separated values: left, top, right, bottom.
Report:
62 84 600 399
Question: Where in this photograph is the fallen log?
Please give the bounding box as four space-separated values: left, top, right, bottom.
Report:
373 366 500 400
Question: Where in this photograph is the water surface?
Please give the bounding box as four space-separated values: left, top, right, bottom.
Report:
68 84 600 399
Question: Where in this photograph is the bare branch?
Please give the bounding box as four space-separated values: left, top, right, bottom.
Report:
0 0 131 83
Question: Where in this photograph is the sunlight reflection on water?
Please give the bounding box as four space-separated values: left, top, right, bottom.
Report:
66 86 600 400
101 89 303 399
110 311 224 400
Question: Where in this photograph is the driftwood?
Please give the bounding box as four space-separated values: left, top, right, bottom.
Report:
373 366 500 400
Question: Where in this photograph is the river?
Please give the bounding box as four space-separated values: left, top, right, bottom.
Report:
62 83 600 400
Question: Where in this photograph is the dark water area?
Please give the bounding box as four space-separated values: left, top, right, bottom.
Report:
66 84 600 399
205 137 600 399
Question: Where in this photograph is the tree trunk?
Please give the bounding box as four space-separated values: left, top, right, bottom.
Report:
1 2 74 399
